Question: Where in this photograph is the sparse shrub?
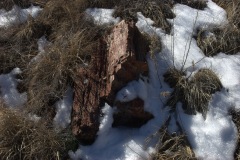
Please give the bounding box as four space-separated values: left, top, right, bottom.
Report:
164 68 222 119
0 105 64 160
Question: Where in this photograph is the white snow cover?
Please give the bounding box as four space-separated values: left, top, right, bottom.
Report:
85 8 120 25
0 1 238 160
54 87 74 129
0 5 42 27
31 36 50 63
70 1 240 160
0 68 27 108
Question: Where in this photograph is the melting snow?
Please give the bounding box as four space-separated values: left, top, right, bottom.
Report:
70 1 239 160
0 5 42 27
0 68 27 108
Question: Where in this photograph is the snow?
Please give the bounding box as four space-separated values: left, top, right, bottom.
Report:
0 1 239 160
0 5 42 27
85 8 120 25
31 36 50 63
0 68 27 108
71 1 239 160
177 102 237 160
54 87 73 129
69 103 160 160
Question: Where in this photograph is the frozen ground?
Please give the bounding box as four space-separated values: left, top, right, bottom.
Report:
0 1 240 160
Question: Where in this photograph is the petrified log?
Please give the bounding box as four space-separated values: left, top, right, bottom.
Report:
71 20 152 145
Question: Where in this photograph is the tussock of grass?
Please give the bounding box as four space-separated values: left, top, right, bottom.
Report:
197 26 240 56
151 126 196 160
197 0 240 56
0 104 64 160
164 68 222 119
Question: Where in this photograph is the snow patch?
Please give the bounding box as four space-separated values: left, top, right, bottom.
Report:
31 36 50 63
0 5 42 27
54 87 73 129
85 8 120 25
0 68 27 108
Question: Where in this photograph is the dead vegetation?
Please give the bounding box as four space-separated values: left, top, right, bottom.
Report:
0 104 64 160
151 125 196 160
197 0 240 56
164 68 222 119
24 18 105 115
86 0 176 32
213 0 240 28
0 0 238 159
174 0 207 10
0 0 111 116
0 25 39 74
197 26 240 56
0 0 172 116
114 0 175 33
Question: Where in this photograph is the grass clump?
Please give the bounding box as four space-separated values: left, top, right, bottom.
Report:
0 105 64 160
197 0 240 56
164 68 222 119
197 26 240 56
151 126 196 160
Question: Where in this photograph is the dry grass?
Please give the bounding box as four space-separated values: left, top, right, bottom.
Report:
197 0 240 56
2 0 110 115
174 0 207 10
113 0 175 33
197 26 240 56
0 104 64 160
0 0 14 11
151 126 196 160
0 0 48 10
164 68 222 119
213 0 240 28
25 19 105 115
0 25 39 74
